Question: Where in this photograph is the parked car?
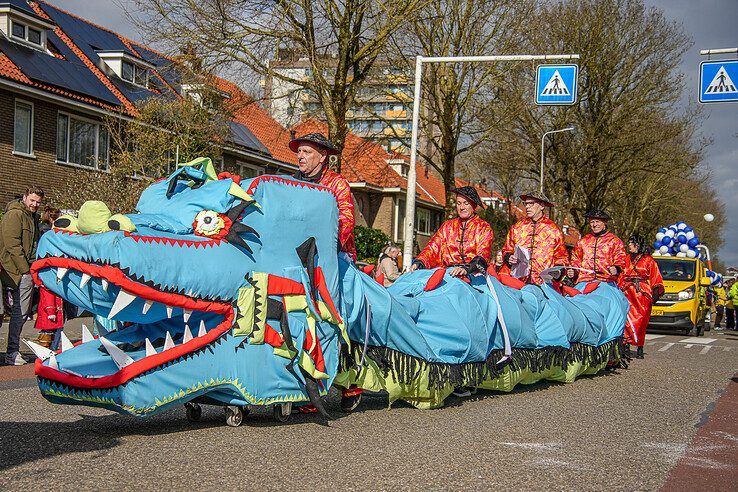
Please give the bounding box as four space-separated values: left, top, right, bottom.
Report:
649 256 711 336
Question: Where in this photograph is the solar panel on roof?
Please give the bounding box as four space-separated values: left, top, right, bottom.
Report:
228 121 270 155
3 0 44 21
0 38 121 105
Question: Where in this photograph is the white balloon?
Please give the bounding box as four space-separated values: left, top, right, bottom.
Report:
677 222 687 230
704 213 714 222
686 231 695 240
662 252 672 256
665 229 675 237
653 250 661 256
659 245 669 254
676 252 687 258
679 244 689 253
686 250 697 258
656 232 665 241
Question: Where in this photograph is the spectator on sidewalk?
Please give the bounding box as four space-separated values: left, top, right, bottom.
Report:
0 187 43 365
33 206 64 349
376 244 401 287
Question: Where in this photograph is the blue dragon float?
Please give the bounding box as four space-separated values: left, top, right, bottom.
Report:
29 159 629 425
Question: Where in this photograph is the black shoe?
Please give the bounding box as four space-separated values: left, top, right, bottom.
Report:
452 387 472 397
340 393 362 413
636 347 644 359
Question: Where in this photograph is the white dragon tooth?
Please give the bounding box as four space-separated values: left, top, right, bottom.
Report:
59 330 74 352
145 338 156 357
56 267 68 282
166 306 173 318
183 309 192 322
99 336 135 370
81 324 94 343
183 324 193 343
142 300 154 315
80 273 91 288
198 320 207 337
47 353 59 370
163 331 175 350
101 279 109 291
22 339 54 360
108 289 137 319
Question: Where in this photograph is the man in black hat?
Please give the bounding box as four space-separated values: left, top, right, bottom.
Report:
410 186 493 278
289 132 357 261
567 209 626 284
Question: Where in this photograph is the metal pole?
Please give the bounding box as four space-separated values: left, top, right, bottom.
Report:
403 53 580 267
699 48 738 56
402 56 424 269
539 127 575 194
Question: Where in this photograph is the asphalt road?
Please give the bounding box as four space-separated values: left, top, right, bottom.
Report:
0 322 736 490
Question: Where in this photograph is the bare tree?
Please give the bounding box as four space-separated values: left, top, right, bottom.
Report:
127 0 428 171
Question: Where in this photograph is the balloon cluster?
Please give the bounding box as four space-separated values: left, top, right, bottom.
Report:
652 221 701 259
706 269 723 287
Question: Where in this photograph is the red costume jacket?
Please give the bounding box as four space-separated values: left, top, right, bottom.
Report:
416 215 493 269
571 231 626 283
318 168 357 260
502 216 568 285
35 286 64 330
619 254 664 347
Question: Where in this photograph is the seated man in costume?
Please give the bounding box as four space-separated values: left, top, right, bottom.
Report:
289 132 362 412
567 209 626 284
502 190 568 285
410 186 493 277
290 132 357 261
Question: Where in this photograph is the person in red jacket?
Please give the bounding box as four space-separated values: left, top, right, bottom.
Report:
290 132 361 412
34 286 64 350
619 234 664 359
410 186 493 277
502 190 568 285
290 132 356 261
567 209 626 284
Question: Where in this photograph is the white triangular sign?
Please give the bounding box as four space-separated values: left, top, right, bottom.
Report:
541 70 570 96
706 66 737 94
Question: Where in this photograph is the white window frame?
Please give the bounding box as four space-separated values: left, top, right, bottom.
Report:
12 99 34 158
55 111 110 171
8 18 47 51
416 207 432 235
235 161 264 179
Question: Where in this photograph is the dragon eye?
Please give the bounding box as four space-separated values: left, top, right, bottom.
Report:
193 210 229 237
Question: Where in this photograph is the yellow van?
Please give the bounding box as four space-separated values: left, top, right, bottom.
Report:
649 256 711 336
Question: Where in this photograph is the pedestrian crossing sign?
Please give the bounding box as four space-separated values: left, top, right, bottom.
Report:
699 60 738 103
536 64 578 105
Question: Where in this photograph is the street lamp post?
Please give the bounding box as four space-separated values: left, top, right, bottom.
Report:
540 127 575 194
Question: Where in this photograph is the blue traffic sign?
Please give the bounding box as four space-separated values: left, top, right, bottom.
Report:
699 60 738 103
536 64 578 105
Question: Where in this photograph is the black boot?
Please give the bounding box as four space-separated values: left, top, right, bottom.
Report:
636 346 644 359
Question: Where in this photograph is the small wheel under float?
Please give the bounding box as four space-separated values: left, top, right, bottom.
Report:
225 405 244 427
272 402 292 422
185 402 202 422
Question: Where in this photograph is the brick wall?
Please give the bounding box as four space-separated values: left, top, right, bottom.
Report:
0 87 103 207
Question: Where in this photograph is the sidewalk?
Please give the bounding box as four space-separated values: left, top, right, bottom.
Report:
0 317 88 365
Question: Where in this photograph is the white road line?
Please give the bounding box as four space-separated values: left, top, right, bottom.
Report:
684 344 693 348
724 347 731 352
679 337 717 344
700 346 712 355
645 334 666 340
658 343 675 352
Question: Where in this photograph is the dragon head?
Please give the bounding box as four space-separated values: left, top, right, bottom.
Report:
31 158 344 416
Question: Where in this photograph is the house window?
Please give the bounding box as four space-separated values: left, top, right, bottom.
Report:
237 162 264 179
121 61 135 83
416 208 432 235
134 66 148 86
56 112 109 170
11 21 25 39
27 28 42 45
13 100 33 156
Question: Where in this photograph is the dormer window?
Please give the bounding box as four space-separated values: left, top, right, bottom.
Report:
1 8 54 52
97 51 154 88
181 84 229 110
387 158 408 177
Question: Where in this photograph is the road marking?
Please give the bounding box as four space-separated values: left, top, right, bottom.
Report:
659 343 675 352
685 344 693 348
645 334 666 340
700 346 712 355
679 337 717 344
724 347 731 352
647 342 657 346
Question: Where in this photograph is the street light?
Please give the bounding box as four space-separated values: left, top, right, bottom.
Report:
540 127 575 194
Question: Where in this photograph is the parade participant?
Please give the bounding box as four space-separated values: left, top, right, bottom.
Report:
289 132 361 412
502 190 567 285
493 250 511 276
620 234 664 358
410 186 493 277
567 209 626 284
376 244 401 287
713 283 727 330
290 132 357 261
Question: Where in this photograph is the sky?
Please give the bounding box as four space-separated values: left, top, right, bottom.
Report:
51 0 738 265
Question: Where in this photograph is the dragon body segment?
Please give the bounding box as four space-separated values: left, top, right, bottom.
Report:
30 160 629 420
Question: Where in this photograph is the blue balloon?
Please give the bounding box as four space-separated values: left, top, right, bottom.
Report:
684 226 693 233
653 240 661 249
688 238 699 248
662 237 672 246
677 234 688 244
658 227 667 234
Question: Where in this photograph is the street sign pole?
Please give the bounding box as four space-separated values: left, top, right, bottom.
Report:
698 47 738 104
403 53 580 269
